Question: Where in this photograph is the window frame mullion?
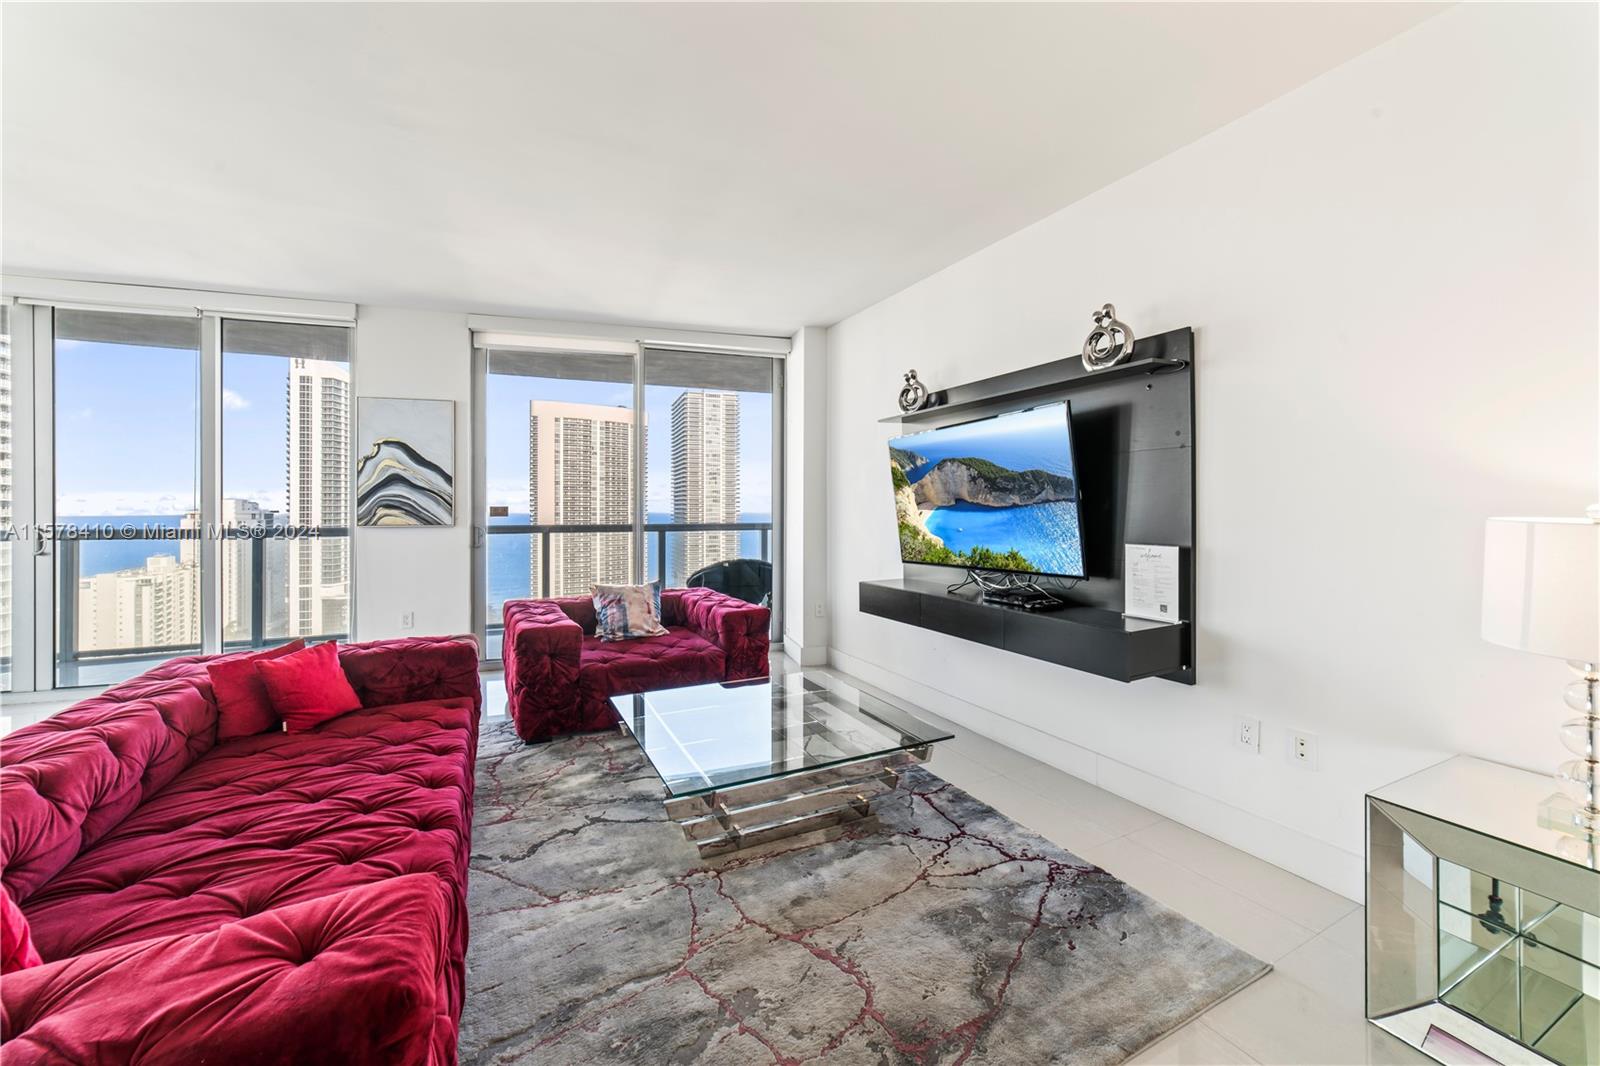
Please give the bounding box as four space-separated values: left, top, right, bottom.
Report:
632 345 646 584
199 314 222 656
5 304 43 695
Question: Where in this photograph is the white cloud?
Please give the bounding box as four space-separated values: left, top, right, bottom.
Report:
57 491 196 517
56 491 287 517
222 389 250 411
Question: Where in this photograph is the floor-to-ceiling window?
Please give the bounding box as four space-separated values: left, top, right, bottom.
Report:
480 349 639 661
2 289 355 696
642 348 775 594
221 320 352 651
475 340 781 662
53 310 203 687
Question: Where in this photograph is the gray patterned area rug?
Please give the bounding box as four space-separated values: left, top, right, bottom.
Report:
461 722 1268 1065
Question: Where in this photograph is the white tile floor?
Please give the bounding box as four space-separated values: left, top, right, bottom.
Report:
481 661 1434 1066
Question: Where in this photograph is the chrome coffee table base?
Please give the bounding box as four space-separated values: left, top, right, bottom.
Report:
611 673 953 859
661 747 930 857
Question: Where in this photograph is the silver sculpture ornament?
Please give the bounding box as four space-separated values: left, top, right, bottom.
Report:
898 369 931 412
1082 304 1135 372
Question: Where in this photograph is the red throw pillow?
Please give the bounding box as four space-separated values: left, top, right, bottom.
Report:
207 639 307 740
254 641 364 733
1 885 42 974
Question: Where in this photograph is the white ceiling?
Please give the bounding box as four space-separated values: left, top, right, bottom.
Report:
3 3 1441 335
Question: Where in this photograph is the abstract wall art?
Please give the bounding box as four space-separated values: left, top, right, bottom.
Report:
355 397 455 526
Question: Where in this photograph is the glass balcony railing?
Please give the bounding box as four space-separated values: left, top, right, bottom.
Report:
53 525 350 688
483 520 773 661
36 520 772 682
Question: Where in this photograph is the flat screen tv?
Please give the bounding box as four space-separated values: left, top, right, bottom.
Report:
888 401 1084 578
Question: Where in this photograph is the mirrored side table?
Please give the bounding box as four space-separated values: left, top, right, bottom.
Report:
1367 756 1598 1065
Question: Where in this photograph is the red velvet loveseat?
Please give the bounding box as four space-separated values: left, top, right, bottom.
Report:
0 636 482 1066
502 586 770 743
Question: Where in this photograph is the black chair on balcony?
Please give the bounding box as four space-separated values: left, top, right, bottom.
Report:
685 558 772 607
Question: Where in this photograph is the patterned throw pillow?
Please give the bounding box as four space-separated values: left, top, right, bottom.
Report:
592 581 669 642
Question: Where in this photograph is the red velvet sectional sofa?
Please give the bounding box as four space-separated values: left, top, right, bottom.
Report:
503 586 770 742
0 636 482 1065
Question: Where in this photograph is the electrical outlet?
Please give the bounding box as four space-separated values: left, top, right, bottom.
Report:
1290 730 1319 770
1235 716 1261 753
400 611 415 631
813 603 825 619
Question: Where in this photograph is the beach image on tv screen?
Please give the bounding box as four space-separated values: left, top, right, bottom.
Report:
888 403 1084 577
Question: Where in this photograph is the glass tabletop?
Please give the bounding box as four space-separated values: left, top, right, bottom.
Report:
611 672 955 798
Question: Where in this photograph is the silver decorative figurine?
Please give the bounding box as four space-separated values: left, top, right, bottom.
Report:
898 369 930 413
1082 303 1135 372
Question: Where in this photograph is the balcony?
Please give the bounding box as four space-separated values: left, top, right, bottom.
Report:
17 519 775 686
483 520 773 661
53 524 349 688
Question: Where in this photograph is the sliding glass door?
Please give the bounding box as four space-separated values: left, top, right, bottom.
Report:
475 343 780 662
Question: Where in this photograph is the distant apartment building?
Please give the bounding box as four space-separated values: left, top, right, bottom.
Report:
528 401 641 596
77 552 200 653
670 390 740 585
72 501 288 655
220 499 287 643
286 358 349 637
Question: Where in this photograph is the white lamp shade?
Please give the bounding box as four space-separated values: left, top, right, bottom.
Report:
1481 517 1600 662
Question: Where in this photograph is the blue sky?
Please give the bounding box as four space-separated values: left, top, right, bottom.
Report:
888 402 1077 480
55 340 200 515
55 340 772 517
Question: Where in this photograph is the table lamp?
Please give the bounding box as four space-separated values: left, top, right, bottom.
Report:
1481 511 1600 836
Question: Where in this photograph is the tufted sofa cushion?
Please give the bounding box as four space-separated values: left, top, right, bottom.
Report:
0 682 216 904
577 629 725 715
338 635 483 712
22 694 476 958
679 585 771 681
502 600 585 741
0 873 453 1065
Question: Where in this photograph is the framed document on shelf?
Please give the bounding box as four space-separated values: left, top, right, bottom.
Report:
1125 544 1180 624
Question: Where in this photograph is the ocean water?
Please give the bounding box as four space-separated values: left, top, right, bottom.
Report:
924 500 1084 577
60 513 769 614
891 404 1085 576
487 512 771 613
59 515 187 576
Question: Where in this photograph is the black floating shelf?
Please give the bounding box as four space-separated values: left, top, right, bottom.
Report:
860 578 1189 684
880 330 1190 425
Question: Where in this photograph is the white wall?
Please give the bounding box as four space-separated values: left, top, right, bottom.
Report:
784 325 830 664
824 3 1599 900
352 306 475 642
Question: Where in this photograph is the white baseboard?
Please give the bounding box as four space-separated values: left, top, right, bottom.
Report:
783 636 828 667
827 646 1364 902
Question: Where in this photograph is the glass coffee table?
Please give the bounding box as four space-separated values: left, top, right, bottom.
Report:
612 672 954 857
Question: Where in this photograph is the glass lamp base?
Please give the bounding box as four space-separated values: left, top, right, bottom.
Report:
1538 791 1600 837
